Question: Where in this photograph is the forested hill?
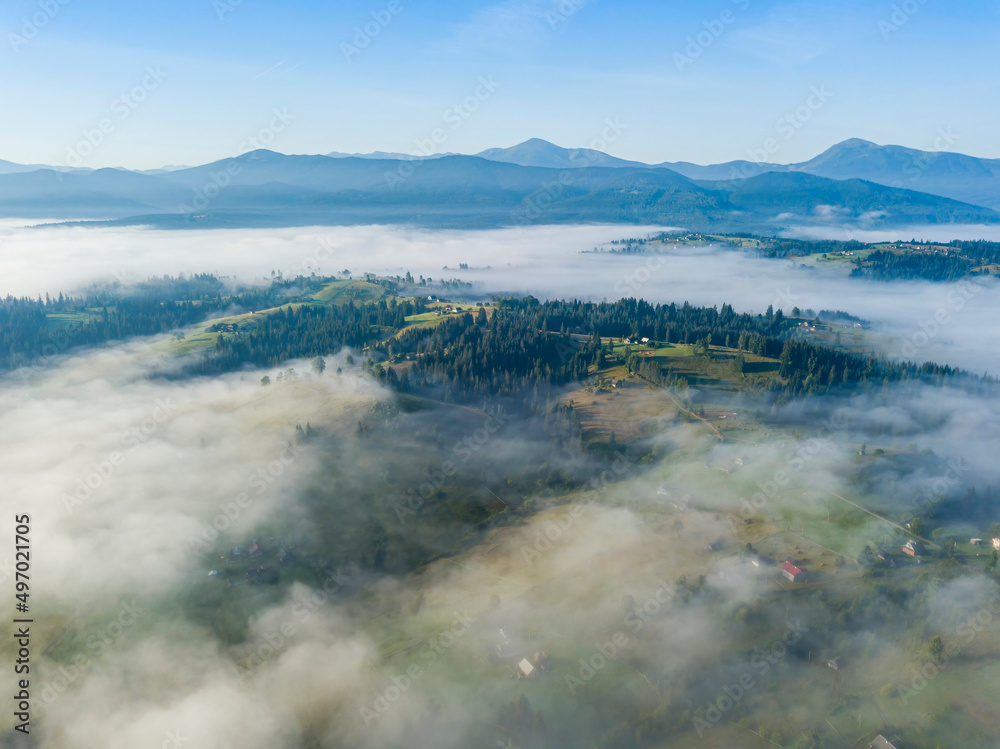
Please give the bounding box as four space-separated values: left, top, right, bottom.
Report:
187 295 977 407
849 240 1000 281
0 274 346 373
382 298 970 402
3 274 981 407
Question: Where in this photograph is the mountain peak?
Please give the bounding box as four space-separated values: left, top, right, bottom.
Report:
831 138 879 149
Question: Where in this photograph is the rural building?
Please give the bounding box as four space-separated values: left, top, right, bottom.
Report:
902 540 927 557
781 561 807 583
993 537 1000 551
517 658 535 678
971 538 983 547
868 736 898 749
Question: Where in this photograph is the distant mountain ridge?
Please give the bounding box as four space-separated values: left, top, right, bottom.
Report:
469 138 1000 211
5 137 998 209
1 145 997 230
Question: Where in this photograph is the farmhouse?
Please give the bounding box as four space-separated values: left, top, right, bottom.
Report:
993 537 1000 551
781 561 807 583
868 736 898 749
902 540 927 557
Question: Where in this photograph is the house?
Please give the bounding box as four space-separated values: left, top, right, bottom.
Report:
249 541 263 558
641 337 650 344
971 538 983 547
827 657 840 670
902 540 927 557
876 548 898 568
868 736 898 749
993 537 1000 551
517 658 535 678
782 561 807 583
656 484 672 497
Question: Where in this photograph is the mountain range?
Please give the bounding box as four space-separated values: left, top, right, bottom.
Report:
1 139 998 230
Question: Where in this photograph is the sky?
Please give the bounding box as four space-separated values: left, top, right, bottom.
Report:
1 0 998 169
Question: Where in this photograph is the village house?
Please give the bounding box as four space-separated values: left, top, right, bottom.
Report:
781 561 807 583
868 735 898 749
902 540 927 557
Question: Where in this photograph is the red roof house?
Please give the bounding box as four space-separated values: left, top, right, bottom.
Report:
781 561 807 583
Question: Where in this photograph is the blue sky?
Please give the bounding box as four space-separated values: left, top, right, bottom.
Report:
1 0 998 169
